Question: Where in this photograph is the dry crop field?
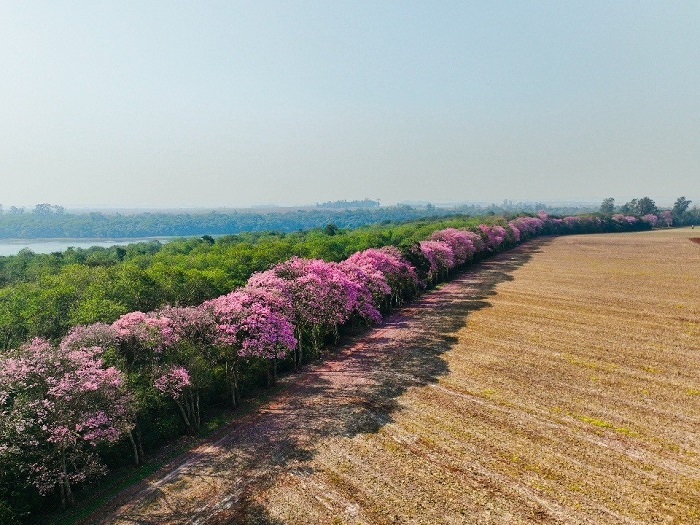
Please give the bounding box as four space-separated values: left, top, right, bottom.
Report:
91 228 700 525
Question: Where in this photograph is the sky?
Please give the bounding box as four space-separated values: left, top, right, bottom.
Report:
1 1 698 208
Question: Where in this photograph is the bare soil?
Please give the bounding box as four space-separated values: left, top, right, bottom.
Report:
85 229 700 524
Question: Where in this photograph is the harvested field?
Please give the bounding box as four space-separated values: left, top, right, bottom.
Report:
89 228 700 525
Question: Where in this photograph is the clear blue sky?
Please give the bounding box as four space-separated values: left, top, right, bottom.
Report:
1 1 698 208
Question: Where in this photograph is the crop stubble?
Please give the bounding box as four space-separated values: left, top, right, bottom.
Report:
95 229 699 525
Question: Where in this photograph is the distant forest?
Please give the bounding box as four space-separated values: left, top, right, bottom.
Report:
0 203 600 239
315 198 381 208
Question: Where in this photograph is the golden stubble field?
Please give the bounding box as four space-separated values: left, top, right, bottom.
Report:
95 229 700 525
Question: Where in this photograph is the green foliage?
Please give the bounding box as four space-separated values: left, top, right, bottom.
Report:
620 197 658 216
599 197 615 215
0 211 652 521
672 196 693 225
0 206 462 240
0 215 486 350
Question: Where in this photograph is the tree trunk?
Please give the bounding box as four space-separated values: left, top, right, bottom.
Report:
296 329 303 368
65 477 75 507
311 326 322 358
230 364 239 407
128 430 141 465
175 398 192 430
60 448 75 507
135 422 145 460
58 475 66 508
195 390 200 429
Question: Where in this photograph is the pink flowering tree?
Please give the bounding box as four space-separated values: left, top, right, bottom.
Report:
429 229 477 267
478 225 507 252
418 240 455 283
301 259 362 344
611 214 639 231
203 287 296 405
338 260 388 324
111 311 179 361
59 323 149 464
662 210 673 227
148 306 220 433
153 366 200 432
107 311 183 451
0 339 133 507
563 216 582 232
641 214 658 228
509 217 545 240
506 224 521 243
60 323 120 353
345 247 419 307
248 257 359 365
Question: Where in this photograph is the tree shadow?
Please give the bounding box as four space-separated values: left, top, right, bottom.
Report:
89 239 550 525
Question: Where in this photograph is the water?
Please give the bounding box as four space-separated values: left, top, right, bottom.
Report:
0 238 176 257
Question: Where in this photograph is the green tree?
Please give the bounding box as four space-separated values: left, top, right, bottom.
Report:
620 199 639 215
636 197 658 216
323 223 339 236
672 196 692 224
599 197 615 215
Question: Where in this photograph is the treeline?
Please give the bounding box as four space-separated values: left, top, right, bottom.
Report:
599 196 698 226
0 206 463 239
0 216 497 350
315 198 380 209
0 212 653 523
0 202 604 239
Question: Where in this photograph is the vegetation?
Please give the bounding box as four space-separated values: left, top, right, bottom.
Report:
0 211 657 523
0 205 453 239
79 228 700 524
600 195 699 226
0 201 605 240
0 215 501 350
315 199 380 209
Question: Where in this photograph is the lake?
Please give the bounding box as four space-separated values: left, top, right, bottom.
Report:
0 238 177 257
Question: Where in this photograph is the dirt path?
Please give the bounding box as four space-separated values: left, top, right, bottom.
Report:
86 230 700 524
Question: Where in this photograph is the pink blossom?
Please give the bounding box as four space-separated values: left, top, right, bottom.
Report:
154 367 191 400
478 225 507 251
418 240 455 278
662 210 673 227
206 288 297 360
345 247 419 303
0 339 134 496
508 216 545 237
61 323 119 353
111 311 179 352
641 214 658 227
430 229 477 266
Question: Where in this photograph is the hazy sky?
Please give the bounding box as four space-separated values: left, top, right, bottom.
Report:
1 1 698 208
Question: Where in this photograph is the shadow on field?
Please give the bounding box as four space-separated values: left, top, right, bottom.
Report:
92 239 550 525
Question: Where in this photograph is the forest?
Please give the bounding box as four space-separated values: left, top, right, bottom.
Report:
0 203 604 240
0 205 481 239
0 210 656 523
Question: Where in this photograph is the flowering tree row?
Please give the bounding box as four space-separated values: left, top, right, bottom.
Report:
0 212 654 513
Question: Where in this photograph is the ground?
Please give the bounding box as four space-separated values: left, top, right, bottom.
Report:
84 229 700 525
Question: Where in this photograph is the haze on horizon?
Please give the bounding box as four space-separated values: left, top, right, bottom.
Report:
1 1 698 209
